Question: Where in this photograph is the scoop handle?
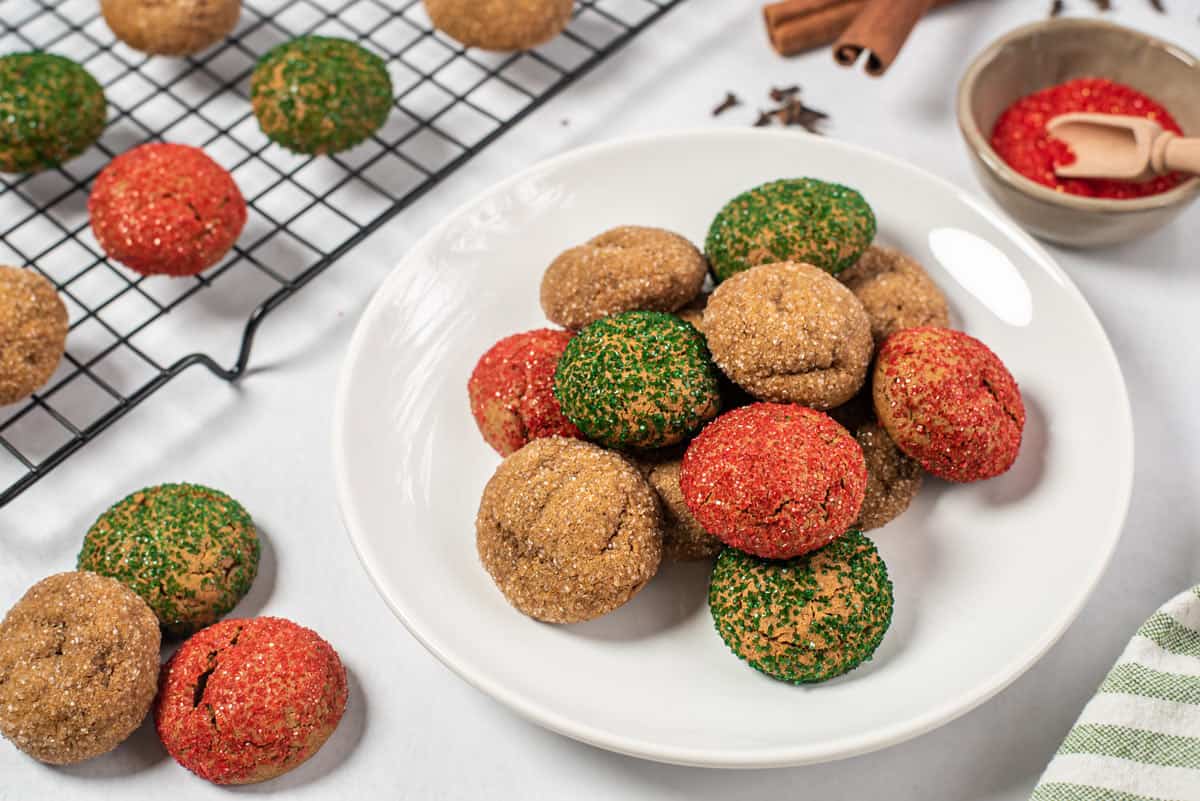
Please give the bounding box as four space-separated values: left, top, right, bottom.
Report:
1151 132 1200 177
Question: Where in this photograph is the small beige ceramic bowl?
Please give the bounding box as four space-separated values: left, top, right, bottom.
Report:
957 18 1200 248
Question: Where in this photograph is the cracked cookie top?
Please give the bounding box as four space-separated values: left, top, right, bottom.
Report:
540 226 708 331
476 437 662 623
79 482 260 638
703 261 872 410
873 326 1024 482
708 531 893 684
155 616 347 785
0 571 160 764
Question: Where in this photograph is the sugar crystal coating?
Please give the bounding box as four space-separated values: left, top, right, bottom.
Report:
0 53 106 173
705 177 875 281
0 265 68 405
709 531 893 684
476 437 662 623
554 311 721 450
89 143 247 277
155 616 348 785
873 326 1024 482
681 402 866 560
838 245 950 344
0 571 160 764
101 0 241 56
424 0 574 51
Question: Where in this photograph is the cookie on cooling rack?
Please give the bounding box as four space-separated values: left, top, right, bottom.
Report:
0 266 68 406
0 53 106 174
424 0 574 51
101 0 242 56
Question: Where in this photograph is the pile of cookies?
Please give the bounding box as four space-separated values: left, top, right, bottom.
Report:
468 177 1025 685
0 482 347 785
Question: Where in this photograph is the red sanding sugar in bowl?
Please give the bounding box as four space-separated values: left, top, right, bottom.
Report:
89 142 247 277
990 77 1185 199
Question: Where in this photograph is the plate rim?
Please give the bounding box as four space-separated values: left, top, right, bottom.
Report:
332 128 1135 768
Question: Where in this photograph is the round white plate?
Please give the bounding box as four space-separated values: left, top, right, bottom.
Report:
333 130 1133 768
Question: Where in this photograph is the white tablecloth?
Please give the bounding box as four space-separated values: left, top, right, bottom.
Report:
3 1 1199 798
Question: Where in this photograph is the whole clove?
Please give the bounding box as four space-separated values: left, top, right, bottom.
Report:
712 92 741 117
768 85 801 103
1050 0 1065 16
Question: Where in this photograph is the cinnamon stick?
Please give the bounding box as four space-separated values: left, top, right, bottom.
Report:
763 0 957 59
833 0 935 76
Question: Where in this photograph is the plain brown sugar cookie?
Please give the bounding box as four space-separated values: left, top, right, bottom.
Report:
852 420 923 531
425 0 574 51
0 265 68 406
874 326 1025 482
101 0 241 55
838 246 950 344
703 261 873 409
635 450 723 562
476 437 663 623
541 226 708 330
0 572 160 765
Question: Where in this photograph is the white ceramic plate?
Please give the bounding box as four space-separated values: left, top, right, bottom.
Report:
333 130 1133 768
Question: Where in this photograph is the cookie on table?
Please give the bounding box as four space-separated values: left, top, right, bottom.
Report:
156 617 347 785
0 572 160 764
78 482 260 638
0 53 106 173
554 311 721 450
476 438 662 623
709 531 893 684
635 450 723 562
703 261 872 409
681 403 866 560
852 420 922 531
424 0 574 51
101 0 241 56
540 226 707 330
0 266 68 406
251 36 392 155
838 245 950 344
874 326 1025 482
705 177 875 281
89 143 247 277
468 328 582 456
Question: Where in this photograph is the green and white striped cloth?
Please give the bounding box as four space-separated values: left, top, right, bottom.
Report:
1032 585 1200 801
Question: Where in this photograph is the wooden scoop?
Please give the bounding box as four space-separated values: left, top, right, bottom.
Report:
1047 113 1200 182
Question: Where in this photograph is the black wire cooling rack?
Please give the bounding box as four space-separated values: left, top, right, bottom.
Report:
0 0 684 506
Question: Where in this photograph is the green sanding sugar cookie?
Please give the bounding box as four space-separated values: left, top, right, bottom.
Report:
705 178 876 281
250 36 393 155
708 531 893 684
0 53 106 174
78 483 260 638
554 311 721 450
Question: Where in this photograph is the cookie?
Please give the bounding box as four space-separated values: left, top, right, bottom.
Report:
0 266 68 406
554 311 721 450
476 437 662 623
78 483 260 638
89 143 247 277
468 328 582 456
101 0 241 55
675 291 709 331
540 226 707 330
874 326 1025 482
0 572 160 764
424 0 574 51
251 36 392 155
838 245 950 344
705 178 875 281
635 450 723 561
708 531 893 684
156 617 347 785
703 261 872 409
0 53 106 173
681 403 866 560
852 420 922 531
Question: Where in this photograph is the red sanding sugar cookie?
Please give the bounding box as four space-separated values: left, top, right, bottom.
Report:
873 326 1025 482
680 402 866 560
468 328 582 456
89 142 246 277
155 616 347 786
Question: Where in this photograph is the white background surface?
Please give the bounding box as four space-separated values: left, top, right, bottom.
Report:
1 0 1198 799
